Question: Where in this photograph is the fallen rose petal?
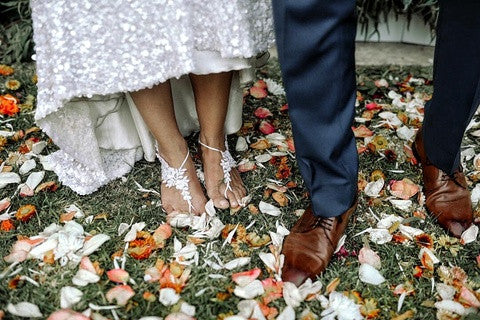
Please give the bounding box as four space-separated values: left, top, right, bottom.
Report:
255 154 272 163
364 178 384 198
224 257 251 270
232 268 261 286
159 288 180 306
47 309 89 320
352 125 374 138
389 178 419 200
460 224 478 245
250 86 268 99
72 269 100 286
60 286 83 308
19 159 36 175
276 305 295 320
259 121 275 135
434 300 466 316
458 286 480 308
106 285 135 306
107 268 130 284
369 228 393 244
0 172 21 188
254 107 273 119
250 139 271 150
0 197 11 212
25 171 45 190
436 283 456 301
165 313 195 320
79 234 110 256
389 199 412 211
7 302 43 318
358 247 381 269
259 201 281 217
283 282 303 307
153 223 172 248
236 137 248 152
234 279 265 299
237 160 257 173
359 263 386 285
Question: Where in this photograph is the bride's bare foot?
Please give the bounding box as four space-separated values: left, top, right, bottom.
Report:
199 136 247 209
158 144 207 215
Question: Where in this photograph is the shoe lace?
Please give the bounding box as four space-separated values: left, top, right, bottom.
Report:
312 216 341 231
440 168 465 188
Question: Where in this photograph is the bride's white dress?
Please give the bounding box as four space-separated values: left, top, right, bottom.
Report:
30 0 274 195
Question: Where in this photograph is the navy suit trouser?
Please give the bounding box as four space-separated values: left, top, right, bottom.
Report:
272 0 358 217
423 0 480 175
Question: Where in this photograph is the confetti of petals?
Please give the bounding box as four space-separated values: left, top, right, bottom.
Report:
106 285 135 306
7 302 43 318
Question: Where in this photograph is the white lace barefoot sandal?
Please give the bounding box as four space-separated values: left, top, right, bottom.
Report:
156 148 194 213
198 139 237 198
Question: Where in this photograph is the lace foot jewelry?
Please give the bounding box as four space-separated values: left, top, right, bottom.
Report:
156 148 194 213
198 138 237 198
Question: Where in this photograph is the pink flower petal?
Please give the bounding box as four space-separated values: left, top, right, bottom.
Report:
0 197 11 212
365 102 382 110
107 268 130 284
259 121 275 135
253 79 267 89
106 285 135 306
250 86 268 99
254 107 273 119
358 247 381 269
389 178 419 200
79 256 97 274
352 125 374 138
459 286 480 308
153 223 172 248
232 268 261 286
47 309 89 320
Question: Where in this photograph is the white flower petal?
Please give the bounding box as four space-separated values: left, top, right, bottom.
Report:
436 283 456 301
461 224 478 245
235 136 248 152
72 269 100 286
276 306 295 320
19 159 36 175
255 154 272 163
159 288 180 306
224 257 251 270
25 171 45 190
283 282 303 307
368 228 393 244
364 178 384 198
60 286 83 308
123 222 146 242
0 172 21 189
259 201 281 216
359 263 386 285
389 199 412 211
7 302 43 318
80 234 110 256
233 279 264 299
434 300 466 316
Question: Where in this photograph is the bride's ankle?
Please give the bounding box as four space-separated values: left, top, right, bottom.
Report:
198 133 226 151
157 142 190 166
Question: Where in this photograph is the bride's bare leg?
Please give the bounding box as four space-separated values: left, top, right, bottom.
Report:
130 82 207 214
190 72 247 209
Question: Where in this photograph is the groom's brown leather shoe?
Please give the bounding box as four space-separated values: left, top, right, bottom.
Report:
412 129 473 238
281 201 357 286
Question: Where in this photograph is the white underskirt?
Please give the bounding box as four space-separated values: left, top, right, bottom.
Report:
39 52 257 195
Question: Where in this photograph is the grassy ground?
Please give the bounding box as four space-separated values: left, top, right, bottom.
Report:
1 60 480 320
